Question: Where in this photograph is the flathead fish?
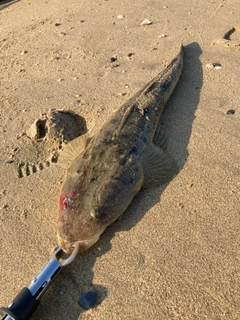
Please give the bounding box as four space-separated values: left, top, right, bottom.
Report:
58 46 183 253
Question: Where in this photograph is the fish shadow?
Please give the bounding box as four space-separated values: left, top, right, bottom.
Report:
32 42 202 320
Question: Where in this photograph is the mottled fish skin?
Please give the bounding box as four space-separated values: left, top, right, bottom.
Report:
58 46 184 253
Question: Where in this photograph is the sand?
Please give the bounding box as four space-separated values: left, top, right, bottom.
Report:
0 0 240 319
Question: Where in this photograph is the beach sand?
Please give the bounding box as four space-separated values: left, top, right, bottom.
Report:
0 0 239 319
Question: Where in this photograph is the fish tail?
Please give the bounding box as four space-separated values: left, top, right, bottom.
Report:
140 45 184 115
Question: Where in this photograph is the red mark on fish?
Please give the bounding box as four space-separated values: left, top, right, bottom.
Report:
59 190 76 210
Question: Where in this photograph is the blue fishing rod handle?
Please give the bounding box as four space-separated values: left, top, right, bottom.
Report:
0 287 39 320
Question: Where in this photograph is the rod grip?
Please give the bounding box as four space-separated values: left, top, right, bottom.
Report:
0 287 39 320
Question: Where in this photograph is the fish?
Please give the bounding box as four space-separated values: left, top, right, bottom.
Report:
58 46 184 253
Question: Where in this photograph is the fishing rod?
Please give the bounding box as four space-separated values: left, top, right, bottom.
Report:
0 244 80 320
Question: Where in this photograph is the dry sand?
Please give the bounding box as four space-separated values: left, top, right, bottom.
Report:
0 0 240 319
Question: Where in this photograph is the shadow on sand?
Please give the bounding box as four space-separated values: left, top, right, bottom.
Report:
0 0 20 11
32 42 203 320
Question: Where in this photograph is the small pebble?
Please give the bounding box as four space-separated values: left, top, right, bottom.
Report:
159 34 167 38
22 209 28 218
110 57 117 63
19 132 25 137
0 204 8 210
178 203 184 208
117 14 124 19
6 160 14 164
140 19 152 25
226 109 235 115
213 62 222 69
110 64 120 69
78 290 96 310
206 62 222 69
55 22 61 26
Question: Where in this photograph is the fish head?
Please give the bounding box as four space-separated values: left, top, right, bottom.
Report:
57 189 106 254
57 153 143 254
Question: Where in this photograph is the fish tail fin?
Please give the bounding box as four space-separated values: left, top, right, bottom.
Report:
140 45 183 115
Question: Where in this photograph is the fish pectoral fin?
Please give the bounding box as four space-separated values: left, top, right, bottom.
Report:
58 133 90 168
153 123 167 150
141 144 178 188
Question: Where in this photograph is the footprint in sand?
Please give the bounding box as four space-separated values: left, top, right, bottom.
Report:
12 110 87 178
212 26 240 48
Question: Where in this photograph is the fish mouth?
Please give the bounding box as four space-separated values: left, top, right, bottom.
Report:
58 233 100 254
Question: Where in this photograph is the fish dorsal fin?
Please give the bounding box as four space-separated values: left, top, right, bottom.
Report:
58 133 90 168
141 144 178 188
